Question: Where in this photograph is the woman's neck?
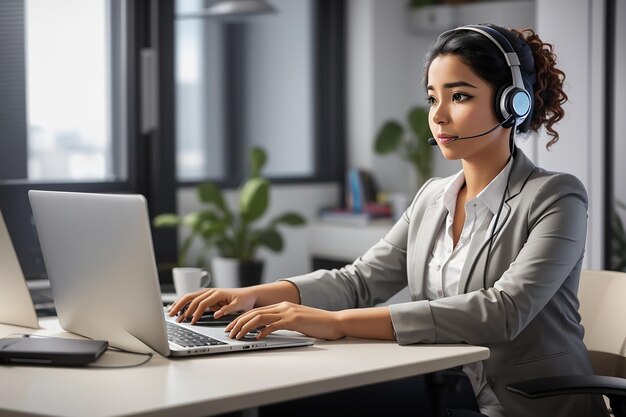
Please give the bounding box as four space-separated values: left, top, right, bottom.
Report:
461 148 511 200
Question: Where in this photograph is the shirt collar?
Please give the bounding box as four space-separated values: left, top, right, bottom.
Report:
442 170 466 216
441 157 514 216
478 157 514 215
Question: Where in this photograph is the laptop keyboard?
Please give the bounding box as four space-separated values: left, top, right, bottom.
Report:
166 321 227 347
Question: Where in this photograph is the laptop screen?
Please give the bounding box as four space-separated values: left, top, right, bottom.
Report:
0 210 39 328
29 190 170 355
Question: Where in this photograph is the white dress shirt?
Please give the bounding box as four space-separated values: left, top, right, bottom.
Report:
425 159 513 417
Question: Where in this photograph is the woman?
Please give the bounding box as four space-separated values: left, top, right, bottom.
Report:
169 24 607 417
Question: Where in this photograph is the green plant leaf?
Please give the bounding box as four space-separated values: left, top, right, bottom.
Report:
610 203 626 270
272 212 307 226
153 213 181 228
258 229 283 252
200 220 227 239
197 183 228 214
183 212 203 232
240 177 269 223
406 107 434 187
374 121 404 154
216 233 238 259
184 210 223 233
407 107 431 142
250 147 267 178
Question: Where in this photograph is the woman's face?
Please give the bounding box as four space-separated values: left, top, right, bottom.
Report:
426 54 510 161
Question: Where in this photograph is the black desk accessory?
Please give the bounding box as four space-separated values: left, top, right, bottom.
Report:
0 336 108 366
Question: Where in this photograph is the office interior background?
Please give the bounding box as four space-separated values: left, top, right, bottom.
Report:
0 0 624 292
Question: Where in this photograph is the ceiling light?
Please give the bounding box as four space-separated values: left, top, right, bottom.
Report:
177 0 276 20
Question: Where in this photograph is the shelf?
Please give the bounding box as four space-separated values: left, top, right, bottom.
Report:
309 219 394 261
410 1 535 34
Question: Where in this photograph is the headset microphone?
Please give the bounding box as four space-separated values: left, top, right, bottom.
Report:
427 115 513 146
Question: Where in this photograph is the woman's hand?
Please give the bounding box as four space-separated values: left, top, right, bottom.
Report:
168 287 257 324
225 302 345 341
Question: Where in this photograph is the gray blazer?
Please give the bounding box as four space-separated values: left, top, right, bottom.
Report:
287 149 607 417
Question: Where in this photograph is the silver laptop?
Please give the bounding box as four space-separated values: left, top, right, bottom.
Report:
0 210 40 329
28 190 313 357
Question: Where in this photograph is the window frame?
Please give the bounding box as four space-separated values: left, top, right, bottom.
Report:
173 0 346 189
604 0 615 269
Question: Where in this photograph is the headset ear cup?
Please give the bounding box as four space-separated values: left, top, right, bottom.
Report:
509 87 532 126
496 85 531 129
494 84 512 127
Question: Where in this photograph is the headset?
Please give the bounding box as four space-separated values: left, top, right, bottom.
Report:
434 24 533 292
444 24 532 130
426 24 533 145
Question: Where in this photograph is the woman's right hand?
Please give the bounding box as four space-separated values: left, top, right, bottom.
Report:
167 287 258 324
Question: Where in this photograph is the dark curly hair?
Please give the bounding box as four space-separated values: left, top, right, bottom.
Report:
423 24 567 149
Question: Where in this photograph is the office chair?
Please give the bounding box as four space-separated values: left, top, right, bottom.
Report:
507 269 626 417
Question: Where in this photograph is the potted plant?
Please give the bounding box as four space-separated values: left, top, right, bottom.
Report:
374 106 434 190
611 200 626 271
153 147 307 287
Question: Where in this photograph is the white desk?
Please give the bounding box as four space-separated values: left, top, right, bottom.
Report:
0 318 489 417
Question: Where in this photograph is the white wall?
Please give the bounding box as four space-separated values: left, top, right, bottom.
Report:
347 0 417 195
243 0 314 177
535 0 605 268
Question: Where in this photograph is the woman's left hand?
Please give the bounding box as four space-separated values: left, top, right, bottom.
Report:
224 302 344 341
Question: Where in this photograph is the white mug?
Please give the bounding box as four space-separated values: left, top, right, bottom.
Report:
172 267 211 297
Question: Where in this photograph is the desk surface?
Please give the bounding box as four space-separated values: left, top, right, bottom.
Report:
0 318 489 417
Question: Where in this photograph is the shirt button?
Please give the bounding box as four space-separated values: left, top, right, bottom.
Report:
447 248 452 253
437 290 443 297
436 265 441 271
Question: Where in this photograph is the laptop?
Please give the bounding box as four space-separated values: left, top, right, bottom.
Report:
0 210 40 329
28 190 313 357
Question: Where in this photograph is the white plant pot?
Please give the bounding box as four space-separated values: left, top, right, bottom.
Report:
210 257 241 288
210 257 264 288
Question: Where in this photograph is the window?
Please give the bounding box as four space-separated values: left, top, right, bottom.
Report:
26 0 126 181
240 0 315 178
174 0 344 185
175 0 225 181
0 0 165 281
1 0 127 183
